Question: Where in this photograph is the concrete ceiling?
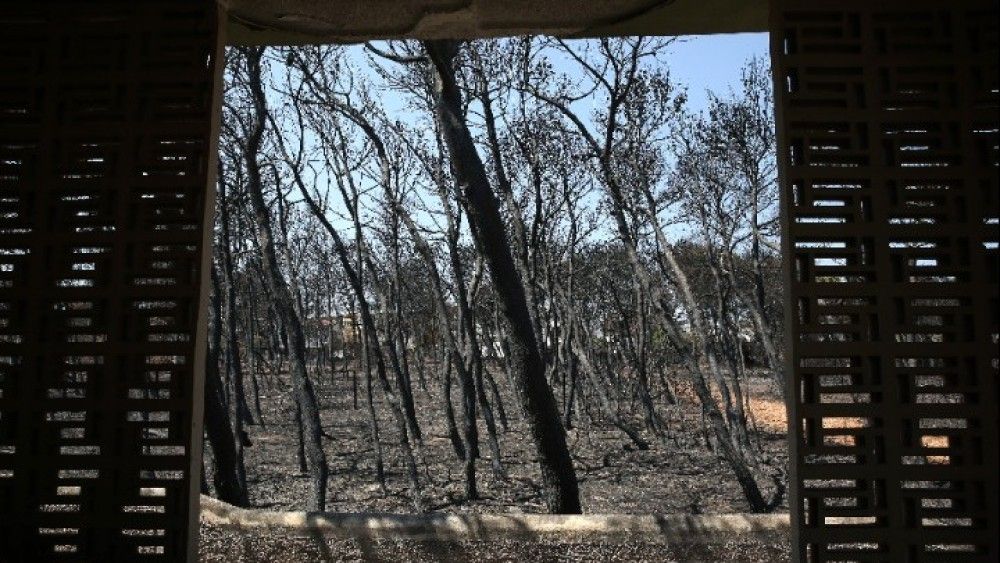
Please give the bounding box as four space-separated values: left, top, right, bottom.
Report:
225 0 767 45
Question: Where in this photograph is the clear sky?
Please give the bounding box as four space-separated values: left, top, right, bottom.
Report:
664 32 769 112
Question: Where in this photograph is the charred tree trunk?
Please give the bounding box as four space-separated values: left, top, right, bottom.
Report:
294 401 308 473
440 351 466 460
424 39 580 514
238 46 328 511
204 267 248 506
217 166 255 427
357 297 387 493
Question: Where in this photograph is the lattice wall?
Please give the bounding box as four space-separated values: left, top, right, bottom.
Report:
772 1 999 561
0 2 220 560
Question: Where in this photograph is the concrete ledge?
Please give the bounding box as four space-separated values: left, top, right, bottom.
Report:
200 495 789 543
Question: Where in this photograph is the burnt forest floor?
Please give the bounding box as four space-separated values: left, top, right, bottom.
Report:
204 362 789 516
198 527 791 562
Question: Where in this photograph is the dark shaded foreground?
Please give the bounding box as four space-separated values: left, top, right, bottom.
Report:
199 524 790 562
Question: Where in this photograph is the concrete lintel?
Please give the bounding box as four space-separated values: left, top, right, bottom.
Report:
224 0 767 46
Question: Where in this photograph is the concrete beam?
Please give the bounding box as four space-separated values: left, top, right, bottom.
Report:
224 0 767 45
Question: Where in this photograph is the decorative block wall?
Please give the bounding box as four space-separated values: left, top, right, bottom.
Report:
0 2 220 560
772 1 999 561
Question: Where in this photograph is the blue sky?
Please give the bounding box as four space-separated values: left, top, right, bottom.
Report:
664 32 769 112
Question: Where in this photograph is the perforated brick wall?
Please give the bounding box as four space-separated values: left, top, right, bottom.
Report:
772 1 999 560
0 2 220 560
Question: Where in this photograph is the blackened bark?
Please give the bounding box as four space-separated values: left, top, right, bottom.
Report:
530 50 783 510
394 199 479 498
239 46 328 511
440 352 467 460
424 39 580 514
204 268 248 506
356 298 387 492
244 282 267 426
200 453 210 495
217 166 255 426
294 401 308 473
566 321 650 451
272 110 425 512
